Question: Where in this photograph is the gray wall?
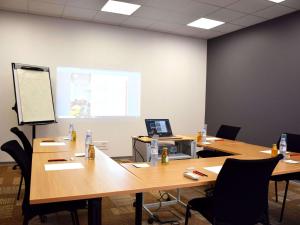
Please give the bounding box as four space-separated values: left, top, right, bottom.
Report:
206 11 300 147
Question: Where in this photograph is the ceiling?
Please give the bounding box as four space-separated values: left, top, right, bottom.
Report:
0 0 299 39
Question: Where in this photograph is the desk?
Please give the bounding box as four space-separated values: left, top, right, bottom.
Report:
30 138 151 225
122 138 300 224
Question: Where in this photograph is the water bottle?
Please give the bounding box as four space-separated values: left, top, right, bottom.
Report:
279 133 287 159
202 124 207 143
150 134 159 166
85 130 93 158
68 124 74 140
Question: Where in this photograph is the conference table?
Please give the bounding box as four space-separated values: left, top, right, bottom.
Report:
30 136 300 225
122 137 300 223
30 137 151 225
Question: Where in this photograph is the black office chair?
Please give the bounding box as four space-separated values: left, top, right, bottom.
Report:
10 127 33 161
271 132 300 222
10 127 33 200
185 155 282 225
1 140 85 225
197 125 241 158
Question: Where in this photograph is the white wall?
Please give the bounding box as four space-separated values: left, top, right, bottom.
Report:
0 11 207 161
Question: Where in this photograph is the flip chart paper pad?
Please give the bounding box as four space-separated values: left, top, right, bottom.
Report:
45 163 84 171
204 166 222 174
15 69 55 123
40 142 66 146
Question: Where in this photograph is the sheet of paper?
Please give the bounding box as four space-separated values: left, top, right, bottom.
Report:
283 160 299 164
206 137 222 141
132 163 150 168
260 150 272 154
260 149 290 154
204 166 222 174
45 163 84 171
201 141 211 145
40 142 66 146
74 153 85 157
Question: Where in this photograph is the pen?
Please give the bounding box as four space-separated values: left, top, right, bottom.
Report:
42 140 55 142
48 158 67 162
193 170 208 177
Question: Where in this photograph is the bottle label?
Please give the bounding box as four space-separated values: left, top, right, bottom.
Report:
197 132 202 143
71 131 76 141
150 139 158 154
151 148 158 155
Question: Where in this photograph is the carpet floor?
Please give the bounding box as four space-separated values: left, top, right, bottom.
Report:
0 163 300 225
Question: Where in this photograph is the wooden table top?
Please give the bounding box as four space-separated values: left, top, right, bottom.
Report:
122 138 300 191
30 138 151 204
199 139 269 156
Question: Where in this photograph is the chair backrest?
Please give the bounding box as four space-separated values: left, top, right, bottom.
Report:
213 155 282 225
1 140 31 213
216 124 241 140
10 127 33 160
277 133 300 153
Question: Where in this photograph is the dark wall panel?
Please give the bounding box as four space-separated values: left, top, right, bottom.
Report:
206 11 300 147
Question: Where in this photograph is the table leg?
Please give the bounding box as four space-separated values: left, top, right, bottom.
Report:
88 198 102 225
135 193 143 225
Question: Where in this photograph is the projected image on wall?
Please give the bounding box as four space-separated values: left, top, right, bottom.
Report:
56 67 141 118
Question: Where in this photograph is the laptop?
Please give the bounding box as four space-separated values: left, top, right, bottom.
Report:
145 119 180 139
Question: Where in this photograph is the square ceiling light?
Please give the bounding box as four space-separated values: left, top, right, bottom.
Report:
187 18 225 29
101 0 141 15
268 0 286 3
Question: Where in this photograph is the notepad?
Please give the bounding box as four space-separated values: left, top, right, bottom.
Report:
283 160 299 164
45 163 84 171
206 137 222 141
132 163 150 168
204 166 222 174
40 142 66 146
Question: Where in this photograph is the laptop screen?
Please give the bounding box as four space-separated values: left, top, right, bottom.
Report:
145 119 173 137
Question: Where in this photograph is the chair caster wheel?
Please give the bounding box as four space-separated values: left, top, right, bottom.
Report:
148 217 155 224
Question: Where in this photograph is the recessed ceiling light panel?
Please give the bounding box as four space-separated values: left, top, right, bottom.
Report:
268 0 286 3
101 0 141 15
187 18 225 29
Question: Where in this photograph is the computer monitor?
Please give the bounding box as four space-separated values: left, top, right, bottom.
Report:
145 119 173 137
